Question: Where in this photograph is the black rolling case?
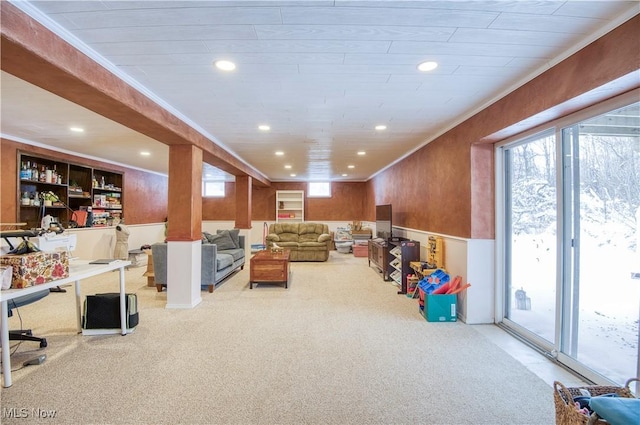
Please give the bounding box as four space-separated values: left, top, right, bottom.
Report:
82 293 139 330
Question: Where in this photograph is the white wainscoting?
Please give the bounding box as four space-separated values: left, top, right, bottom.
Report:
392 227 495 324
64 224 165 260
12 221 496 321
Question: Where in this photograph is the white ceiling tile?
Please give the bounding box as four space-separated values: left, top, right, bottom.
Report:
94 40 210 56
297 63 456 75
449 28 576 47
452 66 526 78
280 6 498 27
99 1 332 9
133 64 301 79
104 52 345 66
554 1 639 18
52 6 283 29
391 73 503 87
204 39 389 54
75 25 258 43
388 41 554 58
103 53 213 66
335 1 565 15
505 57 550 69
31 1 109 14
255 24 454 41
489 12 604 34
345 53 513 67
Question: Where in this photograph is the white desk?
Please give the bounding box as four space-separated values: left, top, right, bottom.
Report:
0 259 131 388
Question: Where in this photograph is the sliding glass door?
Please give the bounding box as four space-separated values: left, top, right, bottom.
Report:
499 99 640 386
503 132 557 347
559 105 640 384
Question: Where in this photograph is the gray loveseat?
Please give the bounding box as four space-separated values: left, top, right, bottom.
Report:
152 232 245 293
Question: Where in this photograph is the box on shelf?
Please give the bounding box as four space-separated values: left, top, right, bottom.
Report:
423 293 457 322
0 251 69 288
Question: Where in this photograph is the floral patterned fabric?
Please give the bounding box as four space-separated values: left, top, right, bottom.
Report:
0 251 69 288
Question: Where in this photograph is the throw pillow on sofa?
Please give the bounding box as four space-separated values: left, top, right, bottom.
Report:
217 229 240 249
203 231 236 250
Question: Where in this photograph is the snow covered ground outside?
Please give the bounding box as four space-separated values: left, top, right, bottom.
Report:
509 233 639 385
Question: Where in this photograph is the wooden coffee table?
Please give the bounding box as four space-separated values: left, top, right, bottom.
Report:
250 249 290 289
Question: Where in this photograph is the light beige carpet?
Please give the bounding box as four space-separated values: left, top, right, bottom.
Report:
1 252 555 424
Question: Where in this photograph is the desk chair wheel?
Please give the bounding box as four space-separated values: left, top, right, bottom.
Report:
8 330 48 348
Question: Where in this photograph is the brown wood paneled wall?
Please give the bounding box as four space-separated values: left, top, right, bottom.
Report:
368 15 639 240
1 138 168 225
245 182 368 222
202 182 236 220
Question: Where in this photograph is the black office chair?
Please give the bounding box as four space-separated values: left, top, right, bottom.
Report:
8 290 49 348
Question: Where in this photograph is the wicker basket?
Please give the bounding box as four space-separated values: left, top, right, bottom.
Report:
553 378 638 425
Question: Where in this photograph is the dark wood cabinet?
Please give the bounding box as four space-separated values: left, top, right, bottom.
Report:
18 152 124 229
368 239 389 280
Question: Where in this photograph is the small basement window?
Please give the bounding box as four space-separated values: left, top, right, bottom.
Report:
203 181 225 197
308 182 331 198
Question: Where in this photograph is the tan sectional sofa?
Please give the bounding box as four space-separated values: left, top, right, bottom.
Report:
266 223 331 261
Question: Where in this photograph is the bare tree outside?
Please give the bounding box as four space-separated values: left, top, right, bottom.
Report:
505 102 639 385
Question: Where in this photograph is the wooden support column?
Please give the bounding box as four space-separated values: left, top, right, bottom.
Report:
166 145 203 309
235 175 252 230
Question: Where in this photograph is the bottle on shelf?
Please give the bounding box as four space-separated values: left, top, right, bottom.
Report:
39 166 46 183
100 175 105 188
31 162 38 181
20 161 29 180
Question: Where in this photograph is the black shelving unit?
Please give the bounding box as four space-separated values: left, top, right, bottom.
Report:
387 237 420 294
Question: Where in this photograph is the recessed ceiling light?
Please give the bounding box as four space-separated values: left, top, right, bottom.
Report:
275 151 284 156
375 125 387 131
284 165 292 169
290 173 296 177
69 127 84 132
342 174 348 177
348 165 355 169
357 151 366 156
140 151 150 156
214 60 236 71
417 61 438 72
258 124 270 131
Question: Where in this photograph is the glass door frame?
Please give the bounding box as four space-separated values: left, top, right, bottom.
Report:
495 128 559 358
495 90 640 385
